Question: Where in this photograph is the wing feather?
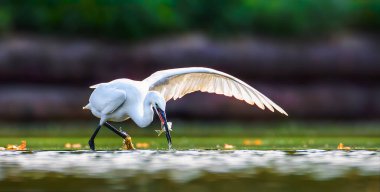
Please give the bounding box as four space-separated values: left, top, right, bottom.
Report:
89 86 126 115
143 67 287 115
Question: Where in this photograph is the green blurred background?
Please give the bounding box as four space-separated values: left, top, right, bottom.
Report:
0 0 379 143
1 0 380 39
0 2 380 192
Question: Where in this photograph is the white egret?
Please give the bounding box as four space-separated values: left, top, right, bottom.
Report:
83 67 288 150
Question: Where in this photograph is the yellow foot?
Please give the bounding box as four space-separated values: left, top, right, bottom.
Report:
122 136 135 150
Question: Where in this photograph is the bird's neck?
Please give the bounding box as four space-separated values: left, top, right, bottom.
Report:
134 93 155 128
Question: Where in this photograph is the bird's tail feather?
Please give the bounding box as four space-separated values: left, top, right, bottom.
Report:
82 103 91 110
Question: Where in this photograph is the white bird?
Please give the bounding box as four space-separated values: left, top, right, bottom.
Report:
83 67 288 150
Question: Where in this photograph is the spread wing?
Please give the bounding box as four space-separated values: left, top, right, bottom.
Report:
143 67 287 115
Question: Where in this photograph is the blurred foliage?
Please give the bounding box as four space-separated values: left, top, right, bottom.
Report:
1 0 380 39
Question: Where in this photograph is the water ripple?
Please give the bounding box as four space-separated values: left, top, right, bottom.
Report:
0 150 379 182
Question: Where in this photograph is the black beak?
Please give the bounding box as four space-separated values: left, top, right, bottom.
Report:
155 105 172 149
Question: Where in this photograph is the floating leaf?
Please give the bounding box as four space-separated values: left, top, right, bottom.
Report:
243 139 262 146
6 145 18 150
18 140 27 150
337 143 344 149
64 143 72 149
224 144 235 149
72 144 82 149
64 143 81 149
337 143 351 150
5 140 27 150
136 142 150 149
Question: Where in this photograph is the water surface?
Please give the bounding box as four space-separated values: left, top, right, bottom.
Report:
1 150 379 191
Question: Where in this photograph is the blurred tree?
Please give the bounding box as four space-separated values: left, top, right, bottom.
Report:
1 0 379 39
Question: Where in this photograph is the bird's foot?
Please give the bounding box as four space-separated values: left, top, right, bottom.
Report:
122 136 135 150
168 143 172 150
88 140 95 151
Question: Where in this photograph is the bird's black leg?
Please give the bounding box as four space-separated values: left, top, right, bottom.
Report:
89 124 102 151
104 122 129 139
104 122 135 150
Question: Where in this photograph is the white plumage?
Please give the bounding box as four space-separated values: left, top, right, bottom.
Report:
143 67 288 115
84 67 287 149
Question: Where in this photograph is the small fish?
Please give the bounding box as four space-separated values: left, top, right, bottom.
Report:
155 122 172 136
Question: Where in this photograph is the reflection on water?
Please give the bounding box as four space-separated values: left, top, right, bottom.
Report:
0 150 379 191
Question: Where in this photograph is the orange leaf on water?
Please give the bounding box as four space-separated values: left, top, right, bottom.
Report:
5 140 26 151
64 143 72 149
243 140 251 145
253 139 262 146
136 142 150 149
6 145 18 150
72 144 82 149
64 143 81 149
243 139 262 146
224 144 235 149
17 140 27 150
337 143 351 150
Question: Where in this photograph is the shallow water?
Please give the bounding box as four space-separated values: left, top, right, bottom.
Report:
0 150 379 191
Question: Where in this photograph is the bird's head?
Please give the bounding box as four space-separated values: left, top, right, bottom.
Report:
147 91 166 111
151 92 166 112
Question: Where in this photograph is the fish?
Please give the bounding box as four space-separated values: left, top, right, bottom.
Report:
155 122 172 136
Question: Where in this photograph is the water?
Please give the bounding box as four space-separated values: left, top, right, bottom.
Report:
0 150 379 192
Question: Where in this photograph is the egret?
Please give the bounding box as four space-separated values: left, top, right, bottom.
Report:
83 67 287 150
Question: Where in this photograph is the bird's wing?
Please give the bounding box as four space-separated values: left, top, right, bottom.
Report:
143 67 287 115
89 85 126 115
